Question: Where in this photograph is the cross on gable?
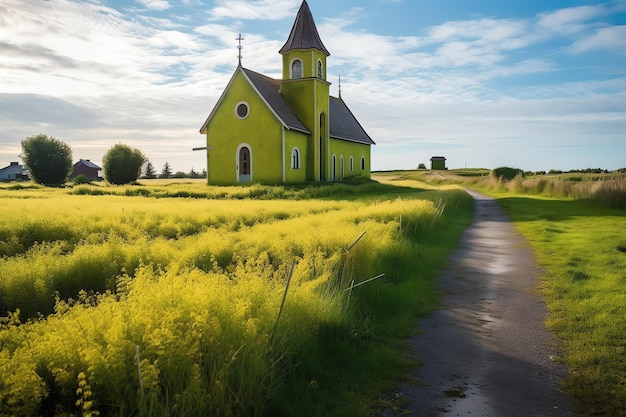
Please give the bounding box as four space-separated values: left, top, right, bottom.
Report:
237 33 244 64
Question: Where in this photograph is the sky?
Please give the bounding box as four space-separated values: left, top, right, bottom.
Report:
1 0 625 174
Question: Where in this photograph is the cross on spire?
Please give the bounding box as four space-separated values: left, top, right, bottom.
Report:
338 75 342 99
237 33 244 64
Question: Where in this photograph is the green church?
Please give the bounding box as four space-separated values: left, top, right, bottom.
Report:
199 0 375 185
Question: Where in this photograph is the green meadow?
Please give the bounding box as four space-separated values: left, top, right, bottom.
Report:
498 196 626 416
403 169 626 417
0 179 473 416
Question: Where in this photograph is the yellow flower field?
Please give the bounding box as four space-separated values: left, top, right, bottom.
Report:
0 180 472 416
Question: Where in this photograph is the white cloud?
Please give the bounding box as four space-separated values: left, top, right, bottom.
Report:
569 25 626 54
0 0 624 172
136 0 171 11
208 0 300 21
536 5 607 35
427 18 528 44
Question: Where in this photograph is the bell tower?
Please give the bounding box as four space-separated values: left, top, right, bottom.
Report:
279 0 331 181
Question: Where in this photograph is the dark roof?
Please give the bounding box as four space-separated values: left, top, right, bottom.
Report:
200 67 374 146
329 97 375 145
430 156 447 160
75 159 101 169
199 67 311 134
0 162 23 172
279 0 329 56
243 68 311 134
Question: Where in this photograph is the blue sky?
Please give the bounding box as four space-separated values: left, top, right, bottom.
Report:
1 0 625 173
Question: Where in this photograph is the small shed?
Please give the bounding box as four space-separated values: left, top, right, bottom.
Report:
69 159 102 180
430 156 447 170
0 162 28 181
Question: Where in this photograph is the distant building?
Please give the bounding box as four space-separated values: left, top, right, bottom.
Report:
430 156 447 170
0 162 28 181
69 159 102 180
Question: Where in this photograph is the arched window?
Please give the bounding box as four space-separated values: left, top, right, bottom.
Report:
350 156 354 172
317 60 323 79
291 59 303 79
291 147 300 169
340 155 344 179
361 156 366 170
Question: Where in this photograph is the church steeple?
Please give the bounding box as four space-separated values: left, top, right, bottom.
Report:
279 0 332 181
279 0 330 56
279 1 330 81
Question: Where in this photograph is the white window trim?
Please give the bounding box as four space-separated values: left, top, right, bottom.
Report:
291 58 303 79
236 143 253 182
235 101 250 120
291 147 301 170
317 59 323 79
340 155 344 180
350 156 354 172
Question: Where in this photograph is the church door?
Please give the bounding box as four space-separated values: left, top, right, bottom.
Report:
238 145 251 182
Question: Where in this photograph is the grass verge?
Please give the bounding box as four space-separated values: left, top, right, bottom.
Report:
495 195 626 416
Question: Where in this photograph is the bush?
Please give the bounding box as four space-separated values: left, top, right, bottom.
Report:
72 174 92 185
491 166 524 180
20 134 73 185
103 144 146 185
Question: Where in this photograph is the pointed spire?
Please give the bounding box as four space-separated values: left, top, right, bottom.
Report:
279 0 330 56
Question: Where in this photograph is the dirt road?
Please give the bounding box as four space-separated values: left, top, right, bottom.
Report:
381 189 575 417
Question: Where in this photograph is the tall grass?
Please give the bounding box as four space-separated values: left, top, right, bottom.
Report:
498 173 626 208
403 170 626 209
0 181 473 416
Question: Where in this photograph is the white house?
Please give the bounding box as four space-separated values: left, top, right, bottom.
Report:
0 162 28 181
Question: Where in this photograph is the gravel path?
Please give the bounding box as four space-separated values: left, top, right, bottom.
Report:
381 189 575 417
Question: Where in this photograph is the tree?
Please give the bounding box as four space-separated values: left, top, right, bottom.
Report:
102 144 146 185
20 134 73 185
143 160 156 179
188 168 205 179
161 162 172 179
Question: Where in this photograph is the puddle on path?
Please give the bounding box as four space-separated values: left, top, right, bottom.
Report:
442 384 494 416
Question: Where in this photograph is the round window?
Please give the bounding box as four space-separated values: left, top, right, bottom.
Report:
235 102 249 119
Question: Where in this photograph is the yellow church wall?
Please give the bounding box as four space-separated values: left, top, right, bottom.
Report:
281 77 330 181
281 79 319 125
284 130 309 183
281 50 327 80
205 70 284 185
328 139 371 180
